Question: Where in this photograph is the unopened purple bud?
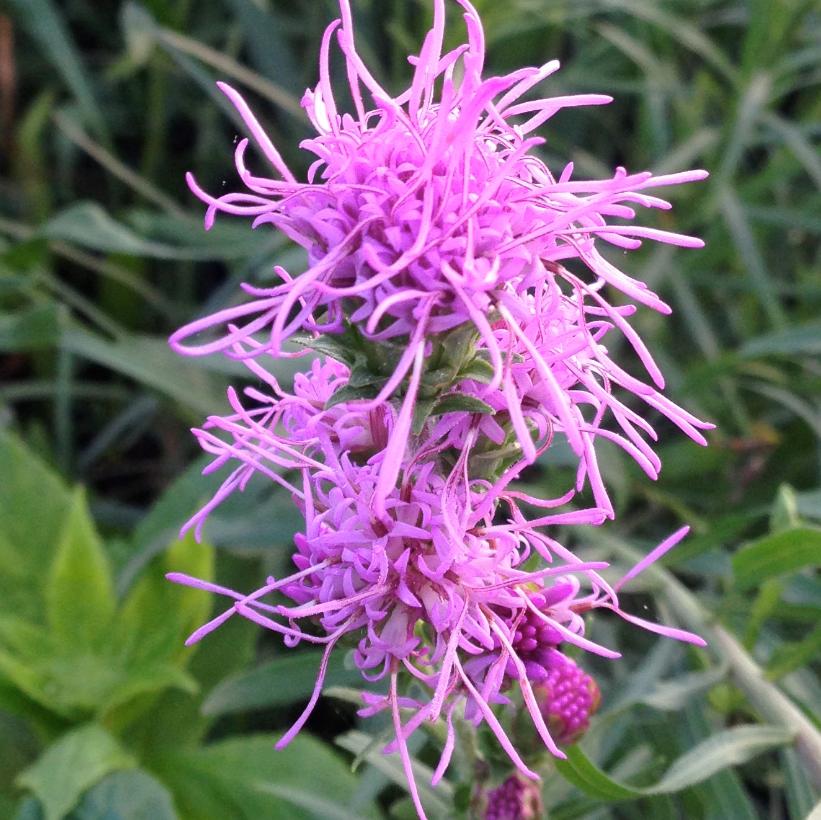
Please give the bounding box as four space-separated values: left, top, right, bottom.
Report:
484 774 543 820
534 649 601 745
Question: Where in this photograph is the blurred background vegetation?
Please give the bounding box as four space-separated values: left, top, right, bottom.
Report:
0 0 819 817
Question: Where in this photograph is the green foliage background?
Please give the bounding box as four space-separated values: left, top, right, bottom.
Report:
0 0 819 817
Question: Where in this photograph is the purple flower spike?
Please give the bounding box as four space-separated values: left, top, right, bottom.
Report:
168 358 705 818
169 0 708 486
167 2 711 817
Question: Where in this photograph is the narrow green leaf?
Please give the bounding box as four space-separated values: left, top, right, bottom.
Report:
555 726 793 799
743 578 784 648
599 0 736 80
16 724 135 820
554 745 642 801
781 746 818 820
61 328 226 417
770 484 801 533
46 488 115 649
42 203 198 260
336 731 453 817
411 398 437 436
256 784 368 820
766 624 821 681
292 332 362 367
120 2 157 67
796 489 821 522
638 664 728 712
0 304 63 351
654 725 793 793
457 355 496 384
740 321 821 358
431 394 495 417
682 704 758 820
325 383 380 409
732 527 821 590
226 0 299 87
719 187 786 329
202 650 362 716
156 27 303 116
9 0 107 139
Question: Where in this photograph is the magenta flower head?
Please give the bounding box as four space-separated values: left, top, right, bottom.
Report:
167 2 711 817
169 0 710 512
169 360 704 818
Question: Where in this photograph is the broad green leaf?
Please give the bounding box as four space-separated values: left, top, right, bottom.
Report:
16 724 135 820
0 525 206 721
0 711 39 792
0 612 194 722
255 785 371 820
0 618 73 717
155 734 380 820
12 797 42 820
123 688 209 761
202 650 362 716
121 456 291 592
0 431 72 611
118 531 213 655
555 726 793 799
129 456 220 561
71 770 177 820
732 527 821 590
0 304 63 351
0 529 41 624
46 488 115 649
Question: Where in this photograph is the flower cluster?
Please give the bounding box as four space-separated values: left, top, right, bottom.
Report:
168 2 710 818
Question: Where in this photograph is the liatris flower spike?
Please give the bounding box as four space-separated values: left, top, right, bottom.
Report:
169 0 711 513
168 2 711 818
169 360 705 819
